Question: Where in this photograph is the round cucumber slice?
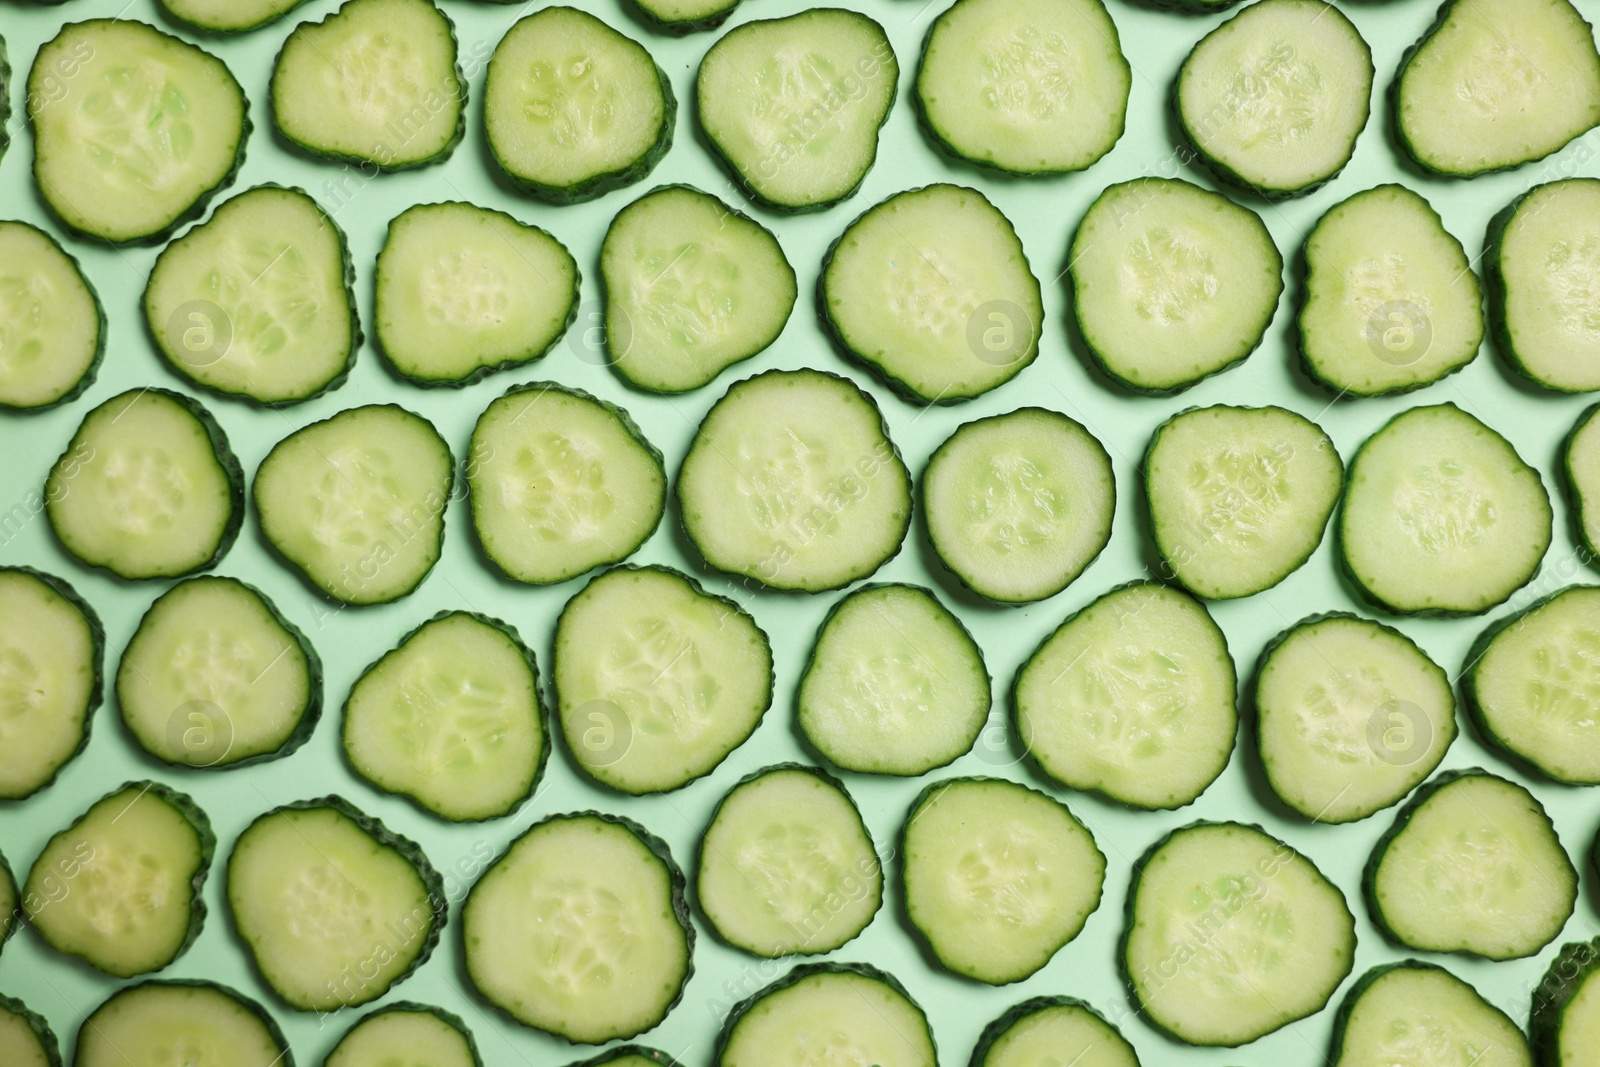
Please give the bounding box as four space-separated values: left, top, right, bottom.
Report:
326 1003 480 1067
1531 937 1600 1067
698 765 881 957
1567 404 1600 554
1014 581 1236 810
1332 962 1532 1067
821 184 1043 403
0 995 60 1067
468 382 664 586
903 777 1104 984
1146 404 1342 599
678 369 912 592
924 407 1114 603
554 565 772 794
74 981 289 1067
0 567 101 800
158 0 309 33
1069 178 1282 393
1124 822 1356 1046
630 0 738 34
1339 403 1551 615
28 19 247 243
915 0 1129 175
0 222 102 412
971 998 1138 1067
715 963 935 1067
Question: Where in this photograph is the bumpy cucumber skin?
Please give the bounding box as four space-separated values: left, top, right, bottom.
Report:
1393 0 1600 179
552 563 773 795
1174 2 1372 200
1485 181 1600 392
901 776 1104 984
156 0 309 35
713 961 935 1064
340 610 549 821
1362 768 1577 960
1135 0 1242 10
28 20 251 245
679 368 913 593
488 12 675 204
1331 960 1530 1066
599 184 795 394
334 1002 483 1067
116 575 322 771
0 223 106 414
376 204 580 389
696 762 880 956
0 994 63 1067
145 184 361 406
1298 185 1481 397
0 567 103 800
1248 610 1455 822
469 382 664 586
467 810 695 1043
969 996 1135 1067
818 184 1042 405
1531 937 1600 1067
627 0 740 35
569 1045 686 1067
1119 820 1355 1046
228 796 446 1011
696 11 896 214
28 780 215 977
78 980 294 1067
1562 402 1600 560
269 0 467 171
1 36 9 169
0 850 15 953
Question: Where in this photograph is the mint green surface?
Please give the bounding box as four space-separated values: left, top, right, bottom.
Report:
1 0 1598 1064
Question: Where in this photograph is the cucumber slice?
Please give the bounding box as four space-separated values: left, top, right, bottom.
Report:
715 963 935 1067
24 781 212 978
343 611 547 822
797 583 989 776
1300 184 1484 395
677 369 911 591
1366 769 1576 960
820 184 1042 403
1146 405 1341 599
1176 0 1372 198
600 185 796 394
698 764 881 957
1014 581 1236 809
467 383 664 586
1531 937 1600 1067
75 981 290 1067
698 10 897 212
375 202 578 387
1339 404 1552 615
0 567 101 800
554 565 772 794
1487 180 1600 392
157 0 308 34
0 852 15 952
144 185 359 405
924 408 1114 603
117 576 320 769
255 404 453 605
28 20 247 243
1567 405 1600 554
1254 613 1456 823
326 1003 480 1067
46 388 243 580
0 221 103 412
1069 178 1282 393
1395 0 1600 177
902 777 1104 984
0 995 61 1067
569 1048 684 1067
971 997 1137 1067
227 797 444 1011
1333 962 1532 1067
271 0 465 170
463 811 693 1043
1124 821 1355 1046
915 0 1129 176
629 0 737 34
1466 586 1600 784
485 7 673 203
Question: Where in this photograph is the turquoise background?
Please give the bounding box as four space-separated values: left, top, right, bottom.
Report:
3 0 1600 1063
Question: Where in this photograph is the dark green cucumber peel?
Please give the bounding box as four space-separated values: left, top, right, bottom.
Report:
1128 0 1241 10
1 36 10 176
338 1002 483 1067
145 184 361 406
115 575 323 771
340 609 549 821
0 994 63 1067
1531 937 1600 1067
626 0 740 35
969 996 1135 1066
0 223 107 415
77 980 294 1065
1330 960 1528 1064
1561 403 1600 559
712 961 934 1060
0 566 103 800
568 1046 687 1067
0 849 16 952
269 1 467 171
